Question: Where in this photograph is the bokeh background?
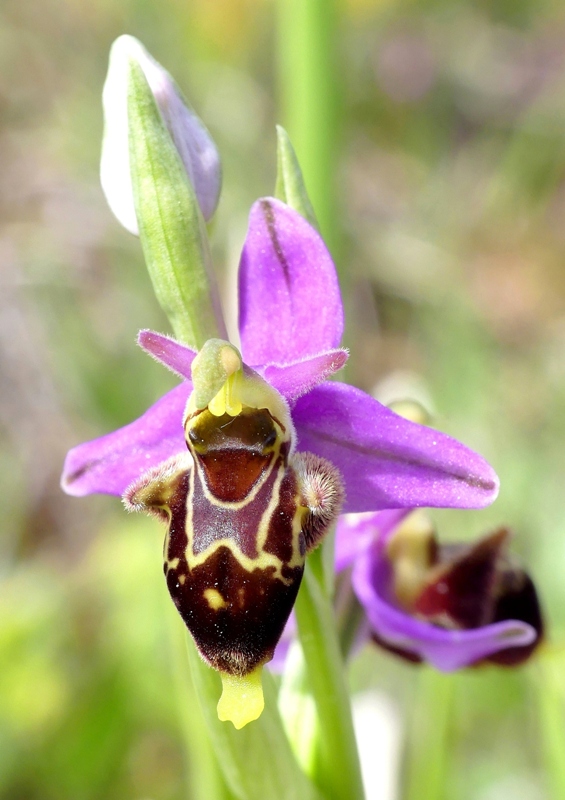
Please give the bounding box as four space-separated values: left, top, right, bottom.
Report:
2 0 565 798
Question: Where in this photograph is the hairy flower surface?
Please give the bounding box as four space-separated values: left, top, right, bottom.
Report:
62 197 498 514
337 511 542 669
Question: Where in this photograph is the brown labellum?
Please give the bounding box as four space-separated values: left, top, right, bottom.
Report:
125 404 343 678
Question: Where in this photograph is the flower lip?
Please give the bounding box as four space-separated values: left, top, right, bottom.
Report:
356 548 537 670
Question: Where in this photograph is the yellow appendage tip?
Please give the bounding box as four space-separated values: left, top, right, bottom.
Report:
208 372 243 418
217 668 265 729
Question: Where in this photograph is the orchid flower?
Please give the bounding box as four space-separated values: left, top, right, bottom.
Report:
62 34 502 731
337 510 543 669
62 195 499 510
62 196 500 724
62 197 499 514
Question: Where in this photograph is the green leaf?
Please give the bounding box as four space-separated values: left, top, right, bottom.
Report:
186 636 325 800
127 59 226 349
274 126 319 229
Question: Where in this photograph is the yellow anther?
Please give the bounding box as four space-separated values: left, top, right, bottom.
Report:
219 344 241 377
189 339 243 413
208 372 243 417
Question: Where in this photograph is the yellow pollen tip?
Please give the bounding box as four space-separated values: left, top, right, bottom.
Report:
217 667 265 729
208 372 243 417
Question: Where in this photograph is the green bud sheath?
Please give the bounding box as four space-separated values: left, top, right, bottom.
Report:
274 126 318 229
127 59 226 348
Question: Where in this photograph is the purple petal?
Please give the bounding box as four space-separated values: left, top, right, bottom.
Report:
267 614 296 674
292 382 499 513
257 349 348 405
138 329 197 380
335 510 411 572
61 383 190 497
238 198 343 365
352 543 536 670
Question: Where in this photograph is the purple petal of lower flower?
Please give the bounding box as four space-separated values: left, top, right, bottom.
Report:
335 510 411 572
238 198 343 365
352 543 536 670
267 614 296 673
292 382 499 513
258 349 348 405
61 382 190 497
138 330 197 380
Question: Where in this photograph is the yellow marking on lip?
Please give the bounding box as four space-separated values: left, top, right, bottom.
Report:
184 459 306 586
164 556 180 575
179 574 186 585
204 588 228 610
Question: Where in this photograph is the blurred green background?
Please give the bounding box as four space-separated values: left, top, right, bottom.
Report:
3 0 565 797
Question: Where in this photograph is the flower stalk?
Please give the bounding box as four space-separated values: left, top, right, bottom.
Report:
275 0 340 252
186 634 324 800
404 669 455 800
272 131 364 798
294 547 365 800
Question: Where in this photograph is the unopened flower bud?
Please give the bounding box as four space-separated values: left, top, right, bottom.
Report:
101 34 221 235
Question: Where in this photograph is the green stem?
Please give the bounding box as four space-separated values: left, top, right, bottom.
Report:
186 634 324 800
274 5 358 787
294 548 365 800
536 653 565 799
338 592 367 661
278 641 320 776
275 0 341 256
403 669 454 800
